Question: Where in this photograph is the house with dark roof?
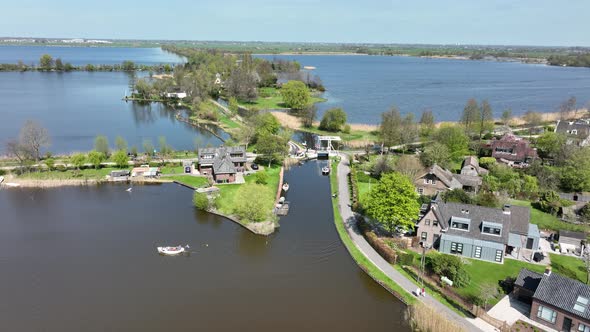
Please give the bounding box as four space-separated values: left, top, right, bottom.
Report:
490 134 537 167
198 146 246 183
514 268 590 332
555 119 590 147
414 157 487 195
416 196 540 263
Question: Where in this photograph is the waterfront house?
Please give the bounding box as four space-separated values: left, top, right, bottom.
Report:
514 268 590 332
416 197 540 263
490 134 537 167
558 230 586 255
555 119 590 147
131 166 160 178
198 146 246 183
109 170 130 182
414 157 486 195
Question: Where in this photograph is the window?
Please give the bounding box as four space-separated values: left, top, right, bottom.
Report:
432 179 437 185
537 305 557 323
495 250 503 262
433 220 438 227
579 323 590 332
451 222 469 231
482 226 502 236
202 154 214 159
424 179 429 184
418 188 424 195
450 242 463 255
574 296 589 313
425 219 431 226
474 246 482 258
421 232 427 241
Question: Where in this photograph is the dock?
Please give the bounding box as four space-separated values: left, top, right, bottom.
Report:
275 201 290 216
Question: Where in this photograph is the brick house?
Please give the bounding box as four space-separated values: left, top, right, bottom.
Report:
198 146 246 183
490 134 537 167
415 196 540 263
514 268 590 332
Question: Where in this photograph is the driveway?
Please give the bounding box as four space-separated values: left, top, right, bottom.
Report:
488 295 557 332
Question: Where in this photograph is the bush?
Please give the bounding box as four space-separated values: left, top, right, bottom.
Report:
364 231 398 264
479 157 496 169
399 252 417 267
254 171 268 185
55 164 67 172
319 107 347 132
426 252 470 287
342 124 351 134
193 192 211 211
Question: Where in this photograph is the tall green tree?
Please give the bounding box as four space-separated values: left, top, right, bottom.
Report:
522 111 542 138
112 150 129 168
54 58 64 71
364 172 420 233
256 132 289 167
561 147 590 192
319 108 347 132
380 107 402 147
143 139 155 156
115 136 128 153
420 142 451 168
501 109 513 126
281 80 310 110
461 98 480 135
400 113 418 152
433 126 469 160
87 151 106 169
252 112 281 138
70 153 86 171
94 136 109 156
419 109 435 138
479 100 494 139
39 54 54 70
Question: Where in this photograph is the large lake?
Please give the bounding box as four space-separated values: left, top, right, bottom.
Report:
260 55 590 123
0 161 407 332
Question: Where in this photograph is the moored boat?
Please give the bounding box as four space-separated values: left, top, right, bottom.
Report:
157 245 186 256
0 176 4 184
282 183 289 191
322 167 330 175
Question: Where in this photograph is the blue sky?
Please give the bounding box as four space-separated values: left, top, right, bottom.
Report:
1 0 588 46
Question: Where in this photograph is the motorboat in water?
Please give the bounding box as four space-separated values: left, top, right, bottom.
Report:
279 196 285 204
282 183 289 191
0 176 4 184
321 167 330 175
157 245 187 256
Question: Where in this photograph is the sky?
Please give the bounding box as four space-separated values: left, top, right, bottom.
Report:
1 0 589 46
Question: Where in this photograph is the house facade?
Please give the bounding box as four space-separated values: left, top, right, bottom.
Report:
414 157 486 195
198 146 246 183
514 268 590 332
555 119 590 147
490 134 537 167
416 197 540 263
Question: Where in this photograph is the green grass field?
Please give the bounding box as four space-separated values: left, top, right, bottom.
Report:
300 126 379 142
549 254 587 283
17 167 121 180
216 166 281 215
239 87 326 110
511 199 590 233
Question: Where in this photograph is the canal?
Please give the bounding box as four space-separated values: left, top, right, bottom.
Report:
0 161 407 331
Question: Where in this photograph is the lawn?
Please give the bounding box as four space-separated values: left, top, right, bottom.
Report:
17 167 121 180
165 175 209 188
160 165 184 174
454 257 546 306
549 253 587 283
300 126 379 143
216 166 281 215
239 87 326 110
511 199 590 233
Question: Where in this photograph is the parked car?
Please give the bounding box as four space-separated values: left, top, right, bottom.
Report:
251 163 259 170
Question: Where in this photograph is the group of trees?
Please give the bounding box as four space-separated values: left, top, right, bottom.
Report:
233 112 290 166
379 107 418 148
6 120 50 166
0 54 162 73
460 99 494 139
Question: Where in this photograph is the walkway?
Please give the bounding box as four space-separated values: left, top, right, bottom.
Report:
335 154 491 332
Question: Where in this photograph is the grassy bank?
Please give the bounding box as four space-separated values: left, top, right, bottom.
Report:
239 87 326 110
216 166 281 215
549 254 587 283
328 158 416 304
511 199 590 233
16 167 119 180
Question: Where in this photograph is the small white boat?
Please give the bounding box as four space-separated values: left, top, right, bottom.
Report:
279 196 285 204
0 176 4 184
157 245 186 256
322 167 330 175
282 183 289 191
126 187 132 192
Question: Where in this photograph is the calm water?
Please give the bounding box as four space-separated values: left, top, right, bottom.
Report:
0 71 226 154
260 55 590 123
0 161 406 332
0 46 184 65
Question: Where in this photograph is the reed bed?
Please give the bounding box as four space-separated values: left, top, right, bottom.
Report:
406 302 466 332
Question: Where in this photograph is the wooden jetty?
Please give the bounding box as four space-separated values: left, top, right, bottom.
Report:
275 201 290 216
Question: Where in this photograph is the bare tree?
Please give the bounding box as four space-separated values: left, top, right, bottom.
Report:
394 155 423 179
479 282 499 309
5 140 28 168
19 120 50 161
559 96 577 120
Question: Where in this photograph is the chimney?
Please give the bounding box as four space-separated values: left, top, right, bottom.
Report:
503 204 511 215
544 266 552 276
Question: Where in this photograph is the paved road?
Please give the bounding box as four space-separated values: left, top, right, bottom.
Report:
335 154 488 332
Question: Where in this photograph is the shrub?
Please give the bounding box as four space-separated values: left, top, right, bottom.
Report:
55 164 67 172
342 124 351 134
399 252 417 267
193 192 211 211
364 231 398 264
0 169 5 176
319 108 347 132
426 252 470 287
254 171 268 185
479 157 496 169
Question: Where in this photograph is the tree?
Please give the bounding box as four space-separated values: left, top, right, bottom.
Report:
64 63 75 71
143 139 155 156
364 172 420 233
5 140 28 168
254 171 268 185
380 107 402 147
559 96 577 120
19 120 50 161
252 112 280 138
87 151 106 169
235 125 255 150
372 155 395 177
39 54 54 70
122 60 135 71
426 252 470 287
228 97 239 115
300 104 317 128
561 147 590 192
233 183 274 223
94 136 109 156
442 189 473 204
115 136 128 153
394 155 423 179
420 142 451 168
478 283 499 308
135 78 152 98
112 150 129 168
256 132 288 167
419 109 435 138
433 125 469 160
319 108 347 132
400 113 418 152
501 109 513 126
193 192 212 211
281 80 310 110
70 153 86 171
55 58 64 71
536 132 567 161
44 158 55 171
158 136 173 157
522 111 542 138
479 100 494 139
461 98 480 135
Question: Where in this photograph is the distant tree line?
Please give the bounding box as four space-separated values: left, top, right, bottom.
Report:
547 53 590 68
0 54 175 72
